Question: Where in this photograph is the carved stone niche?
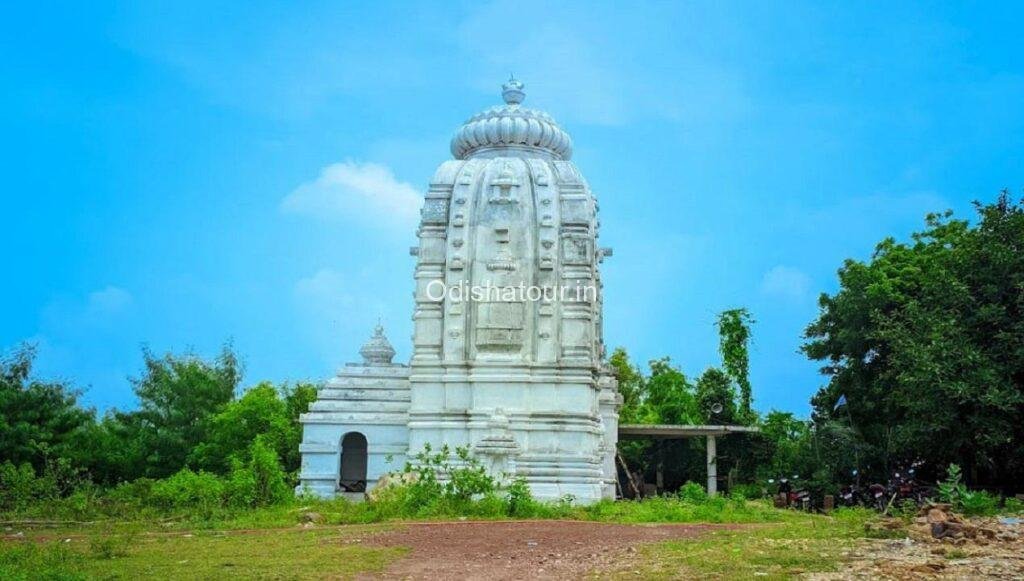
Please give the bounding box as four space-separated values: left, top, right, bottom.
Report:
488 162 520 205
561 234 592 265
475 301 525 353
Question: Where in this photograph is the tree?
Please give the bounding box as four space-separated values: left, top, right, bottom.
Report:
804 192 1024 488
129 345 241 478
609 348 646 424
644 357 700 425
0 345 93 471
191 381 316 475
717 308 755 423
695 367 737 424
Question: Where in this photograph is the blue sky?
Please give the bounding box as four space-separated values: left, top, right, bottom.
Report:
2 1 1022 414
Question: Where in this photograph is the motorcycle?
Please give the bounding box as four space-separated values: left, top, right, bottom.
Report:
867 482 888 511
768 475 811 511
839 469 863 507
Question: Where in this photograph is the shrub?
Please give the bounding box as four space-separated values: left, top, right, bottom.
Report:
1003 497 1024 514
505 477 533 517
445 447 495 501
0 462 41 511
729 483 763 500
106 478 156 507
960 490 999 517
936 464 1000 517
678 481 708 504
225 436 290 508
937 464 968 505
150 468 224 516
367 444 507 518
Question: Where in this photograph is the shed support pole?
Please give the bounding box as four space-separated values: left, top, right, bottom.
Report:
706 435 718 496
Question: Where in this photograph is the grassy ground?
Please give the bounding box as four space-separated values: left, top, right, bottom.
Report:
617 509 882 579
1 501 881 579
1 524 404 580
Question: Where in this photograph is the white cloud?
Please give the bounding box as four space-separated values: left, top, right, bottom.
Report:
86 286 134 316
282 161 421 229
760 266 812 301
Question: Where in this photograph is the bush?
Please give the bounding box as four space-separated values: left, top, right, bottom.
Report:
106 478 156 507
678 481 708 503
960 490 999 517
505 478 533 517
936 464 1000 517
1003 497 1024 515
729 483 763 500
150 468 225 516
226 437 290 508
937 464 969 505
0 462 42 511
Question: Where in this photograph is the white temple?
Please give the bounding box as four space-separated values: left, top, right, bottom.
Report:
297 79 621 503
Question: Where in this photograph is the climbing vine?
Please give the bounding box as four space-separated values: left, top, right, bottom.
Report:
716 308 755 423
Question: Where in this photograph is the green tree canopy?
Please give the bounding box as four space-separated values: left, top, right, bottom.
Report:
191 381 316 474
129 345 241 478
695 367 738 424
0 346 94 471
804 192 1024 487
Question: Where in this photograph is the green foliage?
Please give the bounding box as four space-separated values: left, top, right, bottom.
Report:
225 436 291 508
190 381 304 475
372 444 499 517
1003 497 1024 514
581 495 785 524
0 462 44 511
505 478 533 517
150 468 225 517
937 463 968 505
608 310 756 492
0 457 88 512
728 483 764 500
716 308 755 423
0 345 94 472
960 490 1000 517
677 481 708 503
0 344 313 512
609 348 645 424
0 541 85 581
804 192 1024 488
936 463 1001 516
695 367 737 424
644 358 700 425
129 345 241 479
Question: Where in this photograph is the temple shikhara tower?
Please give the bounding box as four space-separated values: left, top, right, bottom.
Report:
298 79 621 503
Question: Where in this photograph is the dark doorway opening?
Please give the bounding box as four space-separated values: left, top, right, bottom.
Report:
339 432 368 492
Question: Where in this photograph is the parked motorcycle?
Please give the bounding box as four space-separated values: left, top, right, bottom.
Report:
768 475 811 511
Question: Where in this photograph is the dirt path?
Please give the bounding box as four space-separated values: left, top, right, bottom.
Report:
362 520 728 580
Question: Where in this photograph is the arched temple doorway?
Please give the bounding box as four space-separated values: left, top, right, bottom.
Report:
339 432 368 492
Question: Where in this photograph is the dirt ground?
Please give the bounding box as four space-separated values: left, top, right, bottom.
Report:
810 537 1024 580
361 520 727 579
811 511 1024 580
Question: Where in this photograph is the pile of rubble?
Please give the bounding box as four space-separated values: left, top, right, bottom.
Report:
824 504 1024 579
910 503 1021 545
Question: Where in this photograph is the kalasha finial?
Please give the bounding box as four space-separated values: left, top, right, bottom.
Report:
502 76 525 105
359 321 396 366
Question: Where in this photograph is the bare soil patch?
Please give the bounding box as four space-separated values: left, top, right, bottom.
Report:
363 520 730 580
812 509 1024 580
